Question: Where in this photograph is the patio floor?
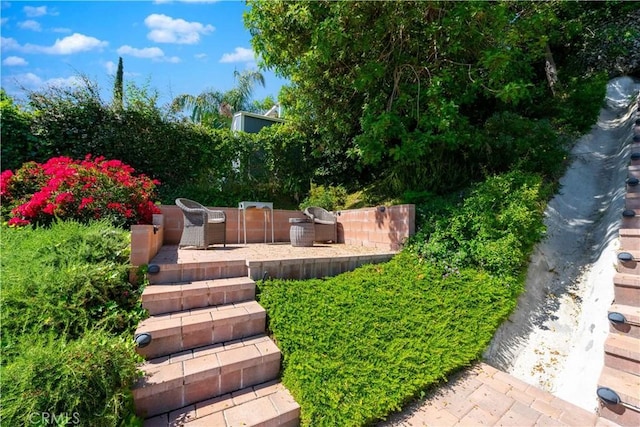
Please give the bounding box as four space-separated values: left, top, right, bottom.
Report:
151 242 398 265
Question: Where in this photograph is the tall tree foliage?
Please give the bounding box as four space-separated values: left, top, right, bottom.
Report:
171 69 266 128
245 1 623 194
113 57 124 110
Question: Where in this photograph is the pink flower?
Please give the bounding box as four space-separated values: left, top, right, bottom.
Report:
55 192 74 204
8 217 30 227
79 197 94 210
43 203 57 215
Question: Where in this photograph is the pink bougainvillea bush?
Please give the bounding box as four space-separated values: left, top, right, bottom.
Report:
1 155 161 228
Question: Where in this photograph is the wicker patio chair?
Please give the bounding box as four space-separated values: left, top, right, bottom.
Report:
175 198 226 249
303 206 337 243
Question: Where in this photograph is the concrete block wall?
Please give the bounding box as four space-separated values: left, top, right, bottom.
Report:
337 204 415 251
160 205 306 245
130 214 164 267
156 204 415 251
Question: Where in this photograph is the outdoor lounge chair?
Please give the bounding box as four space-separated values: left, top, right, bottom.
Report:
175 198 226 249
303 206 337 243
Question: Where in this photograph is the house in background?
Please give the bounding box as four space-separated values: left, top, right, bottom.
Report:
231 105 284 133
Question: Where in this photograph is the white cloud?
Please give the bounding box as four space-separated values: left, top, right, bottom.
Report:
2 56 28 66
18 19 42 31
116 44 181 63
104 60 116 75
2 34 107 55
219 47 254 63
53 27 72 33
46 75 82 88
1 17 8 25
144 13 214 44
43 33 107 54
117 45 164 59
195 53 207 60
2 72 82 93
23 6 47 17
1 36 21 52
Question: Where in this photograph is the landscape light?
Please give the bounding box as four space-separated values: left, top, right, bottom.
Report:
596 387 621 405
134 333 152 348
627 177 639 186
607 312 626 324
617 252 634 262
622 209 636 218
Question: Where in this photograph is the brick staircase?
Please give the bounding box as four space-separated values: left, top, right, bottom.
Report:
131 275 300 426
596 100 640 426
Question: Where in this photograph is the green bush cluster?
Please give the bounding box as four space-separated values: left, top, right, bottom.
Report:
0 85 314 209
0 220 145 426
258 252 520 426
406 170 551 278
258 169 548 425
298 183 347 211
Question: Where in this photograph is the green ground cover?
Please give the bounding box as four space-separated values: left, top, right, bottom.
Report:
258 171 549 426
0 220 145 426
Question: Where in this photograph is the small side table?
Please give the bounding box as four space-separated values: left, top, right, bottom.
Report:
238 201 274 244
289 218 315 247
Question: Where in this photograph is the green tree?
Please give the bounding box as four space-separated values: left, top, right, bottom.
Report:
0 89 40 171
245 1 619 194
171 69 266 128
113 57 124 110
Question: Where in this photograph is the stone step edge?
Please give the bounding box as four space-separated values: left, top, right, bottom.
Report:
136 300 265 328
132 334 281 400
598 365 640 409
143 380 300 427
142 277 256 301
142 278 256 315
613 272 640 288
605 334 640 360
134 301 267 359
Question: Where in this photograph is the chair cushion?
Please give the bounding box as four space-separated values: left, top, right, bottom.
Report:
313 218 335 225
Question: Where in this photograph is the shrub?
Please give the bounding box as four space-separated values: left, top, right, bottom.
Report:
258 252 520 426
299 183 347 211
1 155 161 228
0 330 141 427
0 220 145 426
406 170 550 278
0 220 143 356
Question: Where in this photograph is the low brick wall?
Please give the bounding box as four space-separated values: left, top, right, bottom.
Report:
337 204 415 251
130 214 164 280
130 204 415 269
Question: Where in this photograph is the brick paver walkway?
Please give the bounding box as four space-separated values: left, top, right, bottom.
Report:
380 363 619 426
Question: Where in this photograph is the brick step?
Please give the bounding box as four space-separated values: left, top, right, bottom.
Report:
133 335 281 419
143 380 300 427
135 301 266 359
146 260 248 285
616 250 640 275
622 214 640 229
613 273 640 306
625 193 640 210
142 277 256 315
597 366 640 427
619 229 640 252
604 334 640 375
609 304 640 338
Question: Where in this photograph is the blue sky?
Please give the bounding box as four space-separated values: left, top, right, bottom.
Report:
0 0 289 109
